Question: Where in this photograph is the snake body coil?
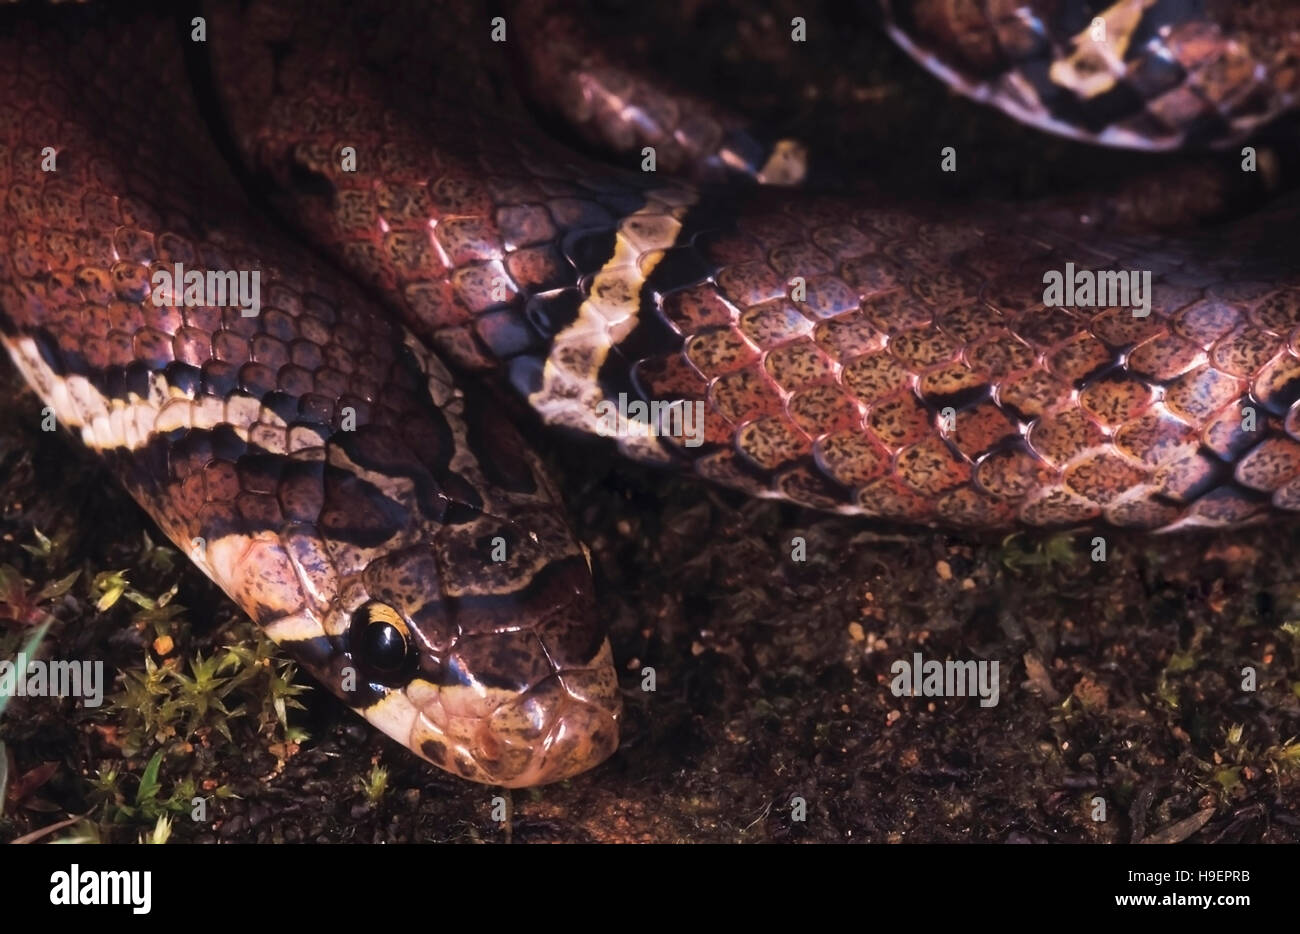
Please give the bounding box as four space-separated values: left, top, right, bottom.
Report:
2 0 1299 784
207 0 1300 531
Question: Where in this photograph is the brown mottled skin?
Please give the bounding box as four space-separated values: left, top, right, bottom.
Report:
208 0 1300 531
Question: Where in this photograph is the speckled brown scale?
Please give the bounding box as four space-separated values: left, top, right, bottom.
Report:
976 446 1055 498
788 384 861 437
918 362 984 400
949 403 1018 459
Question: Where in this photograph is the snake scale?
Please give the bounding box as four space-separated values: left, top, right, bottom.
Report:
1 0 1299 786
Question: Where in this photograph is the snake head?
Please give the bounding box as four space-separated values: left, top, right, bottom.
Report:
288 505 622 787
234 395 622 787
241 338 623 787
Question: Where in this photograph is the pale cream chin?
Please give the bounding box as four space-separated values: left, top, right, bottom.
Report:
360 673 615 787
359 687 499 784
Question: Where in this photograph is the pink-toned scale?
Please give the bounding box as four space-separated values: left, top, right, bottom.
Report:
208 0 1300 532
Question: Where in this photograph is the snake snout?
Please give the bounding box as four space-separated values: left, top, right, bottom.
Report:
481 660 622 786
402 636 621 787
403 632 621 785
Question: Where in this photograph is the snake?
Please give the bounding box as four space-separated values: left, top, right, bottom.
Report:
1 0 1299 787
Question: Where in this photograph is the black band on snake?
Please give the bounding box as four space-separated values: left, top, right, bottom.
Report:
2 0 1299 785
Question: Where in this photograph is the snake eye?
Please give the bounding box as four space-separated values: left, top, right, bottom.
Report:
350 601 413 682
